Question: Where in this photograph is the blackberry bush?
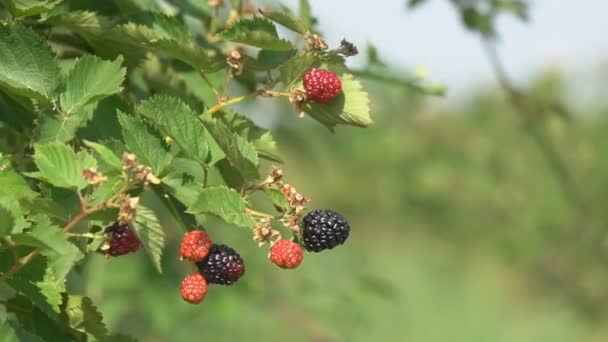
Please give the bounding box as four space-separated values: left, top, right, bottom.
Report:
0 0 442 338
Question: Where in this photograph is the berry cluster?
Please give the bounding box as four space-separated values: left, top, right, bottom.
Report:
178 230 246 304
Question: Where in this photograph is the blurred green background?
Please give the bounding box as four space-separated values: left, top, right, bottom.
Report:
71 66 608 341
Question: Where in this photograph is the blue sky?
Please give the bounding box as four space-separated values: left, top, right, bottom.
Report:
282 1 608 99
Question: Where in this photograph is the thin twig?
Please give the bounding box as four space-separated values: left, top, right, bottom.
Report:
199 70 223 103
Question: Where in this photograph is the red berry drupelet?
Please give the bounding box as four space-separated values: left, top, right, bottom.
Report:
104 223 141 256
269 240 304 269
180 273 208 304
303 68 342 104
196 244 245 285
180 230 213 262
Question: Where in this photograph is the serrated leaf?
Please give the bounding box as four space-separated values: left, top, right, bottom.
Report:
132 206 164 273
0 157 36 200
0 205 14 237
12 215 83 280
299 0 312 29
0 0 63 17
0 195 28 234
222 17 293 51
0 23 60 102
278 53 320 87
162 172 202 207
4 256 63 317
26 143 96 190
117 110 172 175
304 74 373 130
64 295 107 340
88 177 123 207
215 110 282 162
248 49 295 71
188 186 255 228
36 104 96 143
83 140 122 171
138 95 209 163
0 319 45 342
265 187 289 211
51 11 224 72
59 55 125 115
202 116 260 179
260 7 308 34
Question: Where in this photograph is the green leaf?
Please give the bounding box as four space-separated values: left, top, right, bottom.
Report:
265 187 289 211
12 215 83 280
83 140 122 171
35 104 97 143
117 110 172 174
3 256 64 317
59 55 125 115
64 296 108 340
162 172 202 207
201 116 260 179
222 17 293 51
215 110 282 162
0 195 28 234
278 53 320 88
26 143 97 190
249 49 295 71
0 23 60 103
461 8 494 35
0 0 63 18
88 177 123 207
304 74 373 130
138 95 209 164
299 0 312 29
0 319 45 342
0 157 36 200
0 205 14 237
188 186 255 229
50 11 224 72
260 6 308 34
132 206 164 273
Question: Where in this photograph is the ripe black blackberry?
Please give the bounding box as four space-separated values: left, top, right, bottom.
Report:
301 209 350 252
104 223 141 256
196 244 245 285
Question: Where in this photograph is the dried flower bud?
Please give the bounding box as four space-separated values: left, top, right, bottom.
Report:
227 49 246 76
339 39 359 57
82 167 107 186
305 33 328 51
118 196 140 224
288 88 307 117
253 218 281 246
122 153 138 170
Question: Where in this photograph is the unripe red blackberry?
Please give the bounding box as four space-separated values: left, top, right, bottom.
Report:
180 273 208 304
301 209 350 252
104 223 141 256
303 68 342 104
196 244 245 285
269 240 303 269
180 230 212 262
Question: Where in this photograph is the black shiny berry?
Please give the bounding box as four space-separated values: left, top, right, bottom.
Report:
196 244 245 285
301 209 350 252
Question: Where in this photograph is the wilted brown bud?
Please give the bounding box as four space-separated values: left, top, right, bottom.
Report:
118 196 140 224
227 49 246 76
305 33 328 52
253 218 281 246
339 38 359 57
82 167 107 186
122 153 138 170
